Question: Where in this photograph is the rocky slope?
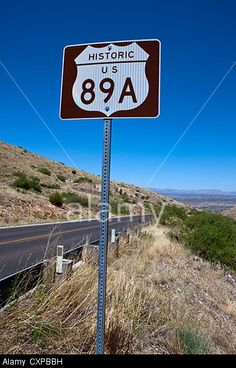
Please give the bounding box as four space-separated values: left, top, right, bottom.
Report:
0 141 189 226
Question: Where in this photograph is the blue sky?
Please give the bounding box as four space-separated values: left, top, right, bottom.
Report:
0 0 236 190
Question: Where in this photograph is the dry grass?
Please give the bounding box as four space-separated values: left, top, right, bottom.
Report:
0 224 235 354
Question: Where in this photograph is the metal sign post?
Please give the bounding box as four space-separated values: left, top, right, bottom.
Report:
96 118 112 354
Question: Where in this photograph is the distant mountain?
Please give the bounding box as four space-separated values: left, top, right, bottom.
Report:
149 188 236 196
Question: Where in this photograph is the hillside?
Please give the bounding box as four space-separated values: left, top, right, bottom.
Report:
0 141 188 226
0 223 235 354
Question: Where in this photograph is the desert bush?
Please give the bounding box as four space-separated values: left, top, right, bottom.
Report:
176 327 212 354
73 176 93 184
147 203 161 217
160 205 187 226
12 173 41 192
138 230 154 241
49 192 63 207
29 322 61 347
13 171 26 178
56 175 66 182
121 205 130 216
121 192 130 203
181 211 236 270
38 167 51 176
63 191 88 207
110 199 130 215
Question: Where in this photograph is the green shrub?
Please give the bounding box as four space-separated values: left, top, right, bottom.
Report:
120 205 130 215
12 173 41 192
121 193 130 203
73 176 93 184
38 167 51 176
138 231 154 241
41 183 60 189
160 205 187 226
181 211 236 270
110 200 130 215
56 174 66 182
147 203 161 217
110 200 119 215
13 171 26 178
63 192 88 207
29 177 41 192
49 192 63 207
30 322 60 346
177 327 212 354
77 195 89 207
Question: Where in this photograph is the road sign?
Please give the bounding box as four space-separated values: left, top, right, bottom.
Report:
60 39 160 120
59 38 161 355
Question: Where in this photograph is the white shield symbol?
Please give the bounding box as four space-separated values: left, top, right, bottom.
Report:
72 42 150 116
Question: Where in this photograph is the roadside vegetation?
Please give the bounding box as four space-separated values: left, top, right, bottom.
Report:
41 183 60 190
12 172 42 192
181 211 236 271
73 176 93 184
62 191 89 207
160 205 188 226
0 224 235 354
156 204 236 272
110 199 130 215
37 167 51 176
49 191 89 208
56 174 66 182
49 192 63 208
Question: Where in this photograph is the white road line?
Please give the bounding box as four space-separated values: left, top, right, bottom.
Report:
0 214 141 230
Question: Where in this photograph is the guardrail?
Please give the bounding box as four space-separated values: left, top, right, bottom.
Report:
0 216 151 308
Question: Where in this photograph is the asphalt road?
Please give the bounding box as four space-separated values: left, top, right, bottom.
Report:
0 215 151 280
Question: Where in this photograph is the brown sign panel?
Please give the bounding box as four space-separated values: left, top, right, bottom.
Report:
60 39 160 120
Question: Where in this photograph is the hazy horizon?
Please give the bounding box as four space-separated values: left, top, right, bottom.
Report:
148 188 236 193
